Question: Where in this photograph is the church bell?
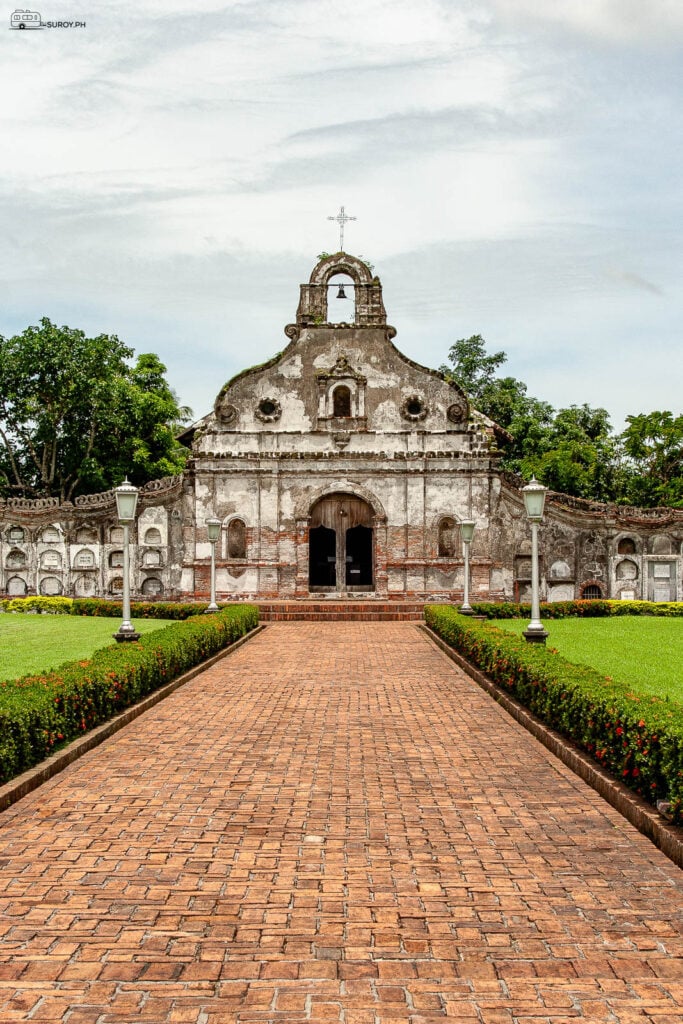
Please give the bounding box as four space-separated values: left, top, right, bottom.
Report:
336 283 347 299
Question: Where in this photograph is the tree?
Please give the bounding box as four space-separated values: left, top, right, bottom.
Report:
440 334 507 399
0 319 191 501
620 412 683 508
441 335 625 501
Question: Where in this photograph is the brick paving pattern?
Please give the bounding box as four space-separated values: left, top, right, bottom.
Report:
1 622 682 1023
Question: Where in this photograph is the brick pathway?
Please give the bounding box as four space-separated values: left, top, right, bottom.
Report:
1 623 682 1023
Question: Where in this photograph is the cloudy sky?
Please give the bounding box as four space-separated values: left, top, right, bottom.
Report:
3 0 681 429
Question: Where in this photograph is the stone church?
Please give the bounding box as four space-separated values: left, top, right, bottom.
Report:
1 253 682 604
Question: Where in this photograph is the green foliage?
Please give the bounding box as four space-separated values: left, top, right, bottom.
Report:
425 605 683 822
620 411 683 508
440 334 680 507
471 599 613 619
0 605 258 784
1 595 74 614
470 599 683 619
0 596 221 619
70 598 219 619
0 319 191 500
440 336 617 497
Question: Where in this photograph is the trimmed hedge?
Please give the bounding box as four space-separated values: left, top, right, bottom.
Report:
1 595 75 614
425 604 683 823
71 598 215 619
1 596 223 619
0 604 258 784
470 599 683 619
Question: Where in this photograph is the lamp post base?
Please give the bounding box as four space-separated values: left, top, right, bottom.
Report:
523 626 549 644
205 603 219 614
459 605 475 616
113 627 141 643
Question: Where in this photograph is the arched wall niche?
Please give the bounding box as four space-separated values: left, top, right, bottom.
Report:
437 517 458 558
333 384 352 418
226 519 247 560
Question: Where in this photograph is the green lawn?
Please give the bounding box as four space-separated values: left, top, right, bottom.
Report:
494 617 683 701
0 614 173 682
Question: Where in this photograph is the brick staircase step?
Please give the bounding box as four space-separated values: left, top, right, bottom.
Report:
256 601 427 621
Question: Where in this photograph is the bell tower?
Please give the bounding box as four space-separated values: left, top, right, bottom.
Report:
296 253 387 327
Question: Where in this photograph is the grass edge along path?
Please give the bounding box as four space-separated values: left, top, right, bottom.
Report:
0 604 258 786
425 604 683 824
0 614 173 682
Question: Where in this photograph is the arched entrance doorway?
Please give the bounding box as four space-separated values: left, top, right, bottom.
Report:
309 493 374 592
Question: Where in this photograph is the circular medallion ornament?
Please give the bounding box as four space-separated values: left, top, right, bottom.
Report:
447 396 469 423
215 394 238 426
255 397 282 423
401 395 428 422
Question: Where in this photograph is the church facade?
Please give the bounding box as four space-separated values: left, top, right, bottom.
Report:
1 253 682 604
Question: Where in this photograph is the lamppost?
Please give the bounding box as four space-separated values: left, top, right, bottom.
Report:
113 479 140 643
522 476 549 644
206 516 221 612
460 519 475 614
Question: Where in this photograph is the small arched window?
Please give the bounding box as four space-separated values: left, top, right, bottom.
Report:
437 517 457 558
227 519 247 559
582 584 602 600
617 537 636 555
333 385 352 418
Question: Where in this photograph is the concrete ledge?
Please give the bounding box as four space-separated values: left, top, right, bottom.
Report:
420 623 683 871
0 624 267 815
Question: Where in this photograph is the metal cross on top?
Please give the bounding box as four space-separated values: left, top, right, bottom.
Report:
327 205 356 252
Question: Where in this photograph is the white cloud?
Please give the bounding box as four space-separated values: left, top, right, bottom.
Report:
490 0 683 45
1 0 681 429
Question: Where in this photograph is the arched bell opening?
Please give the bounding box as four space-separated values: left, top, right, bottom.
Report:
308 493 374 592
327 273 355 322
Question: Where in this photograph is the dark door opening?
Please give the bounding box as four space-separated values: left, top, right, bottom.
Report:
345 525 373 589
308 493 375 592
309 525 336 587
